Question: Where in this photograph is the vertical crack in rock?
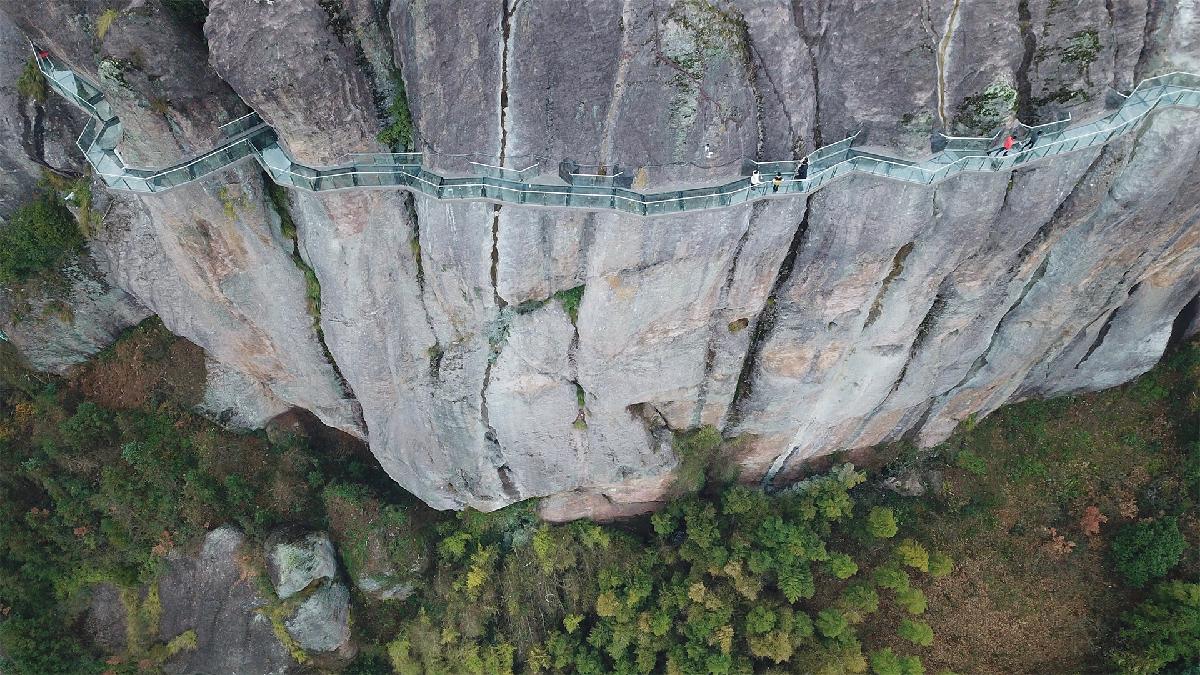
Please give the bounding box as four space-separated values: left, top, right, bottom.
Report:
725 199 811 432
691 202 762 428
1074 303 1122 369
730 8 766 158
745 29 799 154
481 208 509 500
480 0 518 500
1102 0 1119 90
958 253 1052 390
935 0 962 129
864 241 915 329
404 194 443 379
264 181 366 433
792 1 823 146
599 0 635 167
1015 0 1036 122
498 0 515 168
1132 0 1161 81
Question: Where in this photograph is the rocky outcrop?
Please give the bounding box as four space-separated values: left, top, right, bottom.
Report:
266 531 352 657
267 532 339 600
0 10 150 372
156 527 293 675
285 580 351 654
3 0 1200 518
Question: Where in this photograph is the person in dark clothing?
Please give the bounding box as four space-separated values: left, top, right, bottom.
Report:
794 160 808 181
772 172 783 192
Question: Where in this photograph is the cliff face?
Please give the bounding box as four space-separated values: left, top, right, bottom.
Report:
2 0 1199 517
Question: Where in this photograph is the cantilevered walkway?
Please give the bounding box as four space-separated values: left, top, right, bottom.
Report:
34 50 1200 217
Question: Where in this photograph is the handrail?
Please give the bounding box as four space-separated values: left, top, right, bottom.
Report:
31 48 1200 217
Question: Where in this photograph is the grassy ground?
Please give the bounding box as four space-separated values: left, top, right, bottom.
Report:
865 341 1200 673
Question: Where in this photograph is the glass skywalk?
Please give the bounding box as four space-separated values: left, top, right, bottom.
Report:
34 50 1200 217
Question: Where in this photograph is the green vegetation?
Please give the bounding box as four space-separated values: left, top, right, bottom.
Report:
866 506 899 539
554 285 585 324
95 9 120 42
1063 29 1102 67
378 73 414 152
0 320 402 673
1110 581 1200 674
670 425 724 493
16 58 47 103
0 282 1197 675
266 180 323 325
0 192 84 283
1110 517 1188 588
953 447 987 476
873 338 1200 672
953 81 1018 135
386 470 943 674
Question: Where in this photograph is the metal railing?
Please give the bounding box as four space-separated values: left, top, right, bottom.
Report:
32 49 1200 216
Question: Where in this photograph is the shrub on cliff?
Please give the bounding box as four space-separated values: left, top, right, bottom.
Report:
0 192 83 283
1110 517 1187 588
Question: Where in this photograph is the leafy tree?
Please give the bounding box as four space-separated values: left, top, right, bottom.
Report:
671 426 723 493
377 73 414 150
744 605 777 635
816 608 849 639
870 647 903 675
928 551 954 578
895 539 930 573
829 553 859 579
839 582 880 621
867 506 899 538
895 587 927 615
0 192 84 283
16 58 47 102
1109 581 1200 674
897 619 934 647
748 629 793 664
1110 517 1187 588
874 564 911 592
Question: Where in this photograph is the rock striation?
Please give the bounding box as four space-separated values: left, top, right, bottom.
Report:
1 0 1199 518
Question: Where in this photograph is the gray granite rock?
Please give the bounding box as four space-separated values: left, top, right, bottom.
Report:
3 0 1200 520
268 532 339 601
284 580 351 654
157 527 293 675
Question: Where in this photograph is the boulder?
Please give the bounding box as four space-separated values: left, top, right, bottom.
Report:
267 532 338 601
284 580 351 654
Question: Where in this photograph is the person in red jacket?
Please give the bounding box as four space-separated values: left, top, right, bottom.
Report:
1002 134 1016 155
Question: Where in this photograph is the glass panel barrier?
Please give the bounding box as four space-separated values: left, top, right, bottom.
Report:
30 52 1200 211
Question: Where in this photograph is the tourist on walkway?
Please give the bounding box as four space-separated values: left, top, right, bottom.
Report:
794 160 808 181
750 169 763 189
772 172 783 192
1002 134 1016 155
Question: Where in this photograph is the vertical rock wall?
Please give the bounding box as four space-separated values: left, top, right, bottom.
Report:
3 0 1200 517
